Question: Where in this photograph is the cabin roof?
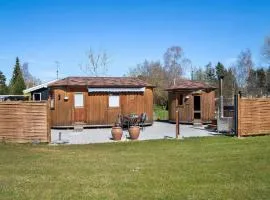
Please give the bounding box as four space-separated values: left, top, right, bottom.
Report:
23 80 57 94
166 80 216 91
48 76 155 88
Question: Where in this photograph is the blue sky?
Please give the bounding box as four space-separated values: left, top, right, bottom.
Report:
0 0 270 82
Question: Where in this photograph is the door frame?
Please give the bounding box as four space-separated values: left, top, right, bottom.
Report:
73 92 86 123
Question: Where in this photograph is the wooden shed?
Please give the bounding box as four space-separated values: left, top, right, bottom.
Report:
48 77 154 128
167 80 216 124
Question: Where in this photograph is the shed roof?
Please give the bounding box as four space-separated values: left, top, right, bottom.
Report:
166 80 216 91
48 76 155 88
23 79 57 94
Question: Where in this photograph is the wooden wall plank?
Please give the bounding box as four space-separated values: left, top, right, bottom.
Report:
0 102 49 143
238 98 270 136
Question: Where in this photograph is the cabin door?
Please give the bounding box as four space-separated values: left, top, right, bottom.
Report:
193 95 201 120
74 93 86 123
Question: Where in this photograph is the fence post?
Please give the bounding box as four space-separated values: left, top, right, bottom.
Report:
47 101 51 143
237 93 241 138
176 108 180 139
234 94 238 137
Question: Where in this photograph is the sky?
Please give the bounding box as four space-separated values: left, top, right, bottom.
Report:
0 0 270 82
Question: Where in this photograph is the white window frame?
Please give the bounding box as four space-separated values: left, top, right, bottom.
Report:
74 93 84 108
33 93 41 101
109 95 120 108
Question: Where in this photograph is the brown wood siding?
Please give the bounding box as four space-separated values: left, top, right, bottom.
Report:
86 94 108 125
50 87 154 127
168 90 215 123
0 102 50 143
238 98 270 136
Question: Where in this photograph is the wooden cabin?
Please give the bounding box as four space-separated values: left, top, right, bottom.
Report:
48 77 154 128
167 80 216 124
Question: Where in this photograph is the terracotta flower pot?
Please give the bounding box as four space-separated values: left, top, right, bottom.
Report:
128 126 140 140
111 127 123 141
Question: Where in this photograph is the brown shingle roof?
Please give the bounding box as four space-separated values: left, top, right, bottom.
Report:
49 77 154 88
166 80 216 90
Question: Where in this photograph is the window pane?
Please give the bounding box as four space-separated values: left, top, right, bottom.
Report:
109 95 119 107
74 93 84 107
33 93 41 101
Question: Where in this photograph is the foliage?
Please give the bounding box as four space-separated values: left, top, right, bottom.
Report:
193 62 237 99
21 62 42 88
215 62 225 79
246 67 270 97
0 70 8 94
234 49 253 90
129 60 168 105
262 35 270 64
204 62 217 85
154 105 168 120
0 136 270 199
9 57 26 95
193 66 205 81
128 46 190 106
163 46 184 85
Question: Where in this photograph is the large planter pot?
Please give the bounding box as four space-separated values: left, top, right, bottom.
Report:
111 127 123 141
128 126 140 140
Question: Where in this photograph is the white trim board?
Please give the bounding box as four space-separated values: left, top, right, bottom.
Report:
23 80 57 94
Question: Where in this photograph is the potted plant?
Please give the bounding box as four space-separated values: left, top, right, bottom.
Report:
111 123 123 141
128 126 140 140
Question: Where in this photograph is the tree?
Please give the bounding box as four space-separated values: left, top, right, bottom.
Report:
128 60 168 106
204 62 216 85
223 67 237 99
163 46 184 85
234 49 253 92
80 49 109 76
193 67 205 82
262 35 270 64
215 62 225 79
21 62 42 88
257 68 266 95
9 57 26 94
246 68 258 96
0 71 8 94
266 66 270 95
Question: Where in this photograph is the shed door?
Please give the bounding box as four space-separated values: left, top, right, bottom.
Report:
74 93 86 123
194 95 201 119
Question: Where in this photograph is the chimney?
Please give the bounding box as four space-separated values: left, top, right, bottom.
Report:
219 75 224 118
173 78 176 86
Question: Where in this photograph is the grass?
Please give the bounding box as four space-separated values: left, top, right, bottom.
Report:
154 105 168 120
0 136 270 200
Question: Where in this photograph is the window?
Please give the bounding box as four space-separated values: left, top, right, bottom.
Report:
74 93 84 107
33 93 41 101
109 95 120 107
177 94 183 106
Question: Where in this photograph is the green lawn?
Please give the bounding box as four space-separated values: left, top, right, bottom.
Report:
154 105 168 120
0 136 270 200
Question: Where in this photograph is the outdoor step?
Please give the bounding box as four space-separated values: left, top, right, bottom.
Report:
193 119 203 127
73 124 84 132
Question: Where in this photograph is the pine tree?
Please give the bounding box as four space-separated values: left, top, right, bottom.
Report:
256 68 266 96
215 62 225 79
266 67 270 95
205 62 217 85
0 71 8 94
9 57 26 94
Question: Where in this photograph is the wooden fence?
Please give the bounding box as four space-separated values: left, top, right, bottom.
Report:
0 101 50 143
237 96 270 136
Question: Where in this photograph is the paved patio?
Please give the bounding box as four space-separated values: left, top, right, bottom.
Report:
51 121 218 144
